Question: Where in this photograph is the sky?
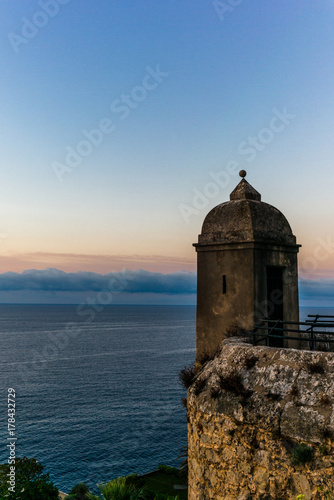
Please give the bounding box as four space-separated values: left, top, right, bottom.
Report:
0 0 334 304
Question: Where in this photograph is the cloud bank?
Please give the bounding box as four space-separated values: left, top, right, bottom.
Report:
299 277 334 302
0 268 197 295
0 270 332 305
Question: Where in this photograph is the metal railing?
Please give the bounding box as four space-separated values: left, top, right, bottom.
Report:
250 315 334 350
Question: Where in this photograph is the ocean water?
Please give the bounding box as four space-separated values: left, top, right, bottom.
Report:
0 305 196 493
0 304 333 494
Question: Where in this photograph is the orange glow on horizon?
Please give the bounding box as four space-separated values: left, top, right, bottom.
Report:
0 252 197 274
0 249 334 281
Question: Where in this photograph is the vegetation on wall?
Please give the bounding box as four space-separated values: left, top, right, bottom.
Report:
291 443 315 466
178 363 196 389
305 361 326 374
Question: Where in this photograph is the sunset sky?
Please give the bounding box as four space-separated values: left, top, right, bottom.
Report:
0 0 334 304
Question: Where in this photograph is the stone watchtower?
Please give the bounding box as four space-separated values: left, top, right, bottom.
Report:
193 171 300 362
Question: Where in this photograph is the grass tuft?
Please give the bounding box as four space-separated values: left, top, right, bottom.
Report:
306 361 326 374
219 369 252 399
243 354 259 370
178 364 196 389
265 391 282 401
291 443 314 465
319 394 331 406
289 385 298 397
210 387 220 399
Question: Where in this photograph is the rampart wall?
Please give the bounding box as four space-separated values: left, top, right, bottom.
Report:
188 338 334 499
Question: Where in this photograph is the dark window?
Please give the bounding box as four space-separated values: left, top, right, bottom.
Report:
266 266 284 347
222 275 227 294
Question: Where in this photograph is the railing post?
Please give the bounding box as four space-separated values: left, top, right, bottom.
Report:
311 314 319 351
310 326 314 351
253 316 334 350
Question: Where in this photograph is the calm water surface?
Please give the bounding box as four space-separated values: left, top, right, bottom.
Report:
0 304 332 493
0 305 196 493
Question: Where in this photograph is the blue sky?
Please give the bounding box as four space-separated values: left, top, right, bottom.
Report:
0 0 334 303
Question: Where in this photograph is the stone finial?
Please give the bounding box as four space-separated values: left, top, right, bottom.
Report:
230 178 261 201
239 170 247 178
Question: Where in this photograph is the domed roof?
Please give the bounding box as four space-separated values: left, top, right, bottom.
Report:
198 177 296 246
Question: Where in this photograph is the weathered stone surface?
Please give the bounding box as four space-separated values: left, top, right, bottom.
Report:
199 178 295 246
194 178 300 364
188 339 334 499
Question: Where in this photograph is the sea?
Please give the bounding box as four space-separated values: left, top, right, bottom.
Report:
0 304 333 494
0 305 196 494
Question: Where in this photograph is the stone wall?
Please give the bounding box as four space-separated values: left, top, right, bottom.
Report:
188 339 334 500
